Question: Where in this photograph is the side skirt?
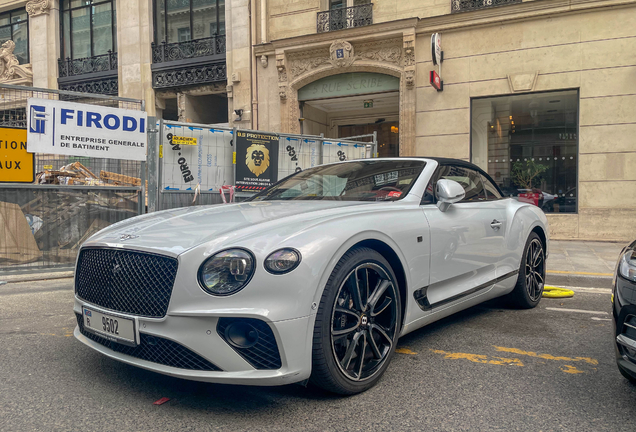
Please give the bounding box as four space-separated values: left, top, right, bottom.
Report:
413 270 519 312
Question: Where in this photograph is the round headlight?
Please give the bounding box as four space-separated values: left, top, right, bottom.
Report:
198 249 255 296
619 249 636 282
265 248 301 274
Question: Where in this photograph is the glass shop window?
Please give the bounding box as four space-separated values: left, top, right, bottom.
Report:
471 90 578 213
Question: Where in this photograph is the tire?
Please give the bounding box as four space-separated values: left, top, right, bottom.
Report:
618 363 636 385
309 247 402 395
507 232 546 309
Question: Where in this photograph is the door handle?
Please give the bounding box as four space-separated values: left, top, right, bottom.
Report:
490 219 502 231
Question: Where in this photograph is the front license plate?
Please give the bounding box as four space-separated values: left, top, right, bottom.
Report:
82 307 136 346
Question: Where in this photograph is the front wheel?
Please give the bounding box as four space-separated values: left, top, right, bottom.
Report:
310 247 401 395
508 232 545 309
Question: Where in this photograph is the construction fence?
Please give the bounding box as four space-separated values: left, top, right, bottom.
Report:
0 86 376 274
0 84 145 274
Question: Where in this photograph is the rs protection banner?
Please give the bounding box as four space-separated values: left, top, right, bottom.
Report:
26 98 147 161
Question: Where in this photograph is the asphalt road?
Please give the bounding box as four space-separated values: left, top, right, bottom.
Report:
1 280 635 432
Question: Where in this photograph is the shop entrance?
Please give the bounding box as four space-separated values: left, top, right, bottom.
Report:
298 73 400 157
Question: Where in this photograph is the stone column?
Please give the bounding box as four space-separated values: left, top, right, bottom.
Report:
226 0 253 127
117 0 155 114
401 31 416 156
27 0 59 89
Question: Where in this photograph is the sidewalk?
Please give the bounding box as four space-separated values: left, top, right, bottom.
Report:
546 240 626 288
0 240 627 289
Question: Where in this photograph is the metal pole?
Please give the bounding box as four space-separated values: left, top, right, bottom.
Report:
373 130 378 157
232 126 238 188
147 117 159 213
319 133 324 165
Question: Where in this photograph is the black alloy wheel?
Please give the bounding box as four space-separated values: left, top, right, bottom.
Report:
525 238 545 302
508 232 545 309
310 247 401 394
331 263 399 381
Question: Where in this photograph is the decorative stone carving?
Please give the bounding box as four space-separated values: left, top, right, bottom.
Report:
261 55 268 68
358 46 402 64
404 69 415 88
329 40 355 68
276 56 287 82
279 85 287 100
403 35 415 67
0 40 33 85
26 0 51 16
508 71 539 93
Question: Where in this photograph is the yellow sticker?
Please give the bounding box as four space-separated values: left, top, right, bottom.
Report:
0 127 34 183
232 152 236 164
159 145 163 159
172 136 197 146
43 165 53 170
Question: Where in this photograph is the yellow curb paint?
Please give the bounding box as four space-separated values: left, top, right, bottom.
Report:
430 349 524 366
561 365 585 374
493 346 598 365
547 270 613 277
396 347 417 355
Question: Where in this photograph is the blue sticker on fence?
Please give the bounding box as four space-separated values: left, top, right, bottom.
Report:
164 186 180 190
165 124 183 129
188 127 203 131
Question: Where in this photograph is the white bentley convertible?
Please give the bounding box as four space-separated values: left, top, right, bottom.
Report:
73 158 549 394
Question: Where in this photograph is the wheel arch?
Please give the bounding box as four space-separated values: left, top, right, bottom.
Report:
348 239 408 331
531 225 547 253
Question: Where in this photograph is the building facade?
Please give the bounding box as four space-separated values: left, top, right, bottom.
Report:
1 0 636 240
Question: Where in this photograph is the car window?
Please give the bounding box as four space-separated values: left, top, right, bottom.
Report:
481 174 502 200
251 160 426 202
438 165 487 202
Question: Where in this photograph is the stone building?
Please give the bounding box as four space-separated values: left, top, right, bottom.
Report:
1 0 636 240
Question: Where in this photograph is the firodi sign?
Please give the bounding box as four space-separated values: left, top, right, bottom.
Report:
26 98 147 161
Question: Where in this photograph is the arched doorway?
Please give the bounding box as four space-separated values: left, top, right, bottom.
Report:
297 72 400 157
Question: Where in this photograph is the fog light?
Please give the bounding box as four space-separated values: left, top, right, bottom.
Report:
224 322 259 348
264 248 301 274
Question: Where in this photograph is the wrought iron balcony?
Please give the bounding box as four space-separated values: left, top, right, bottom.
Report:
317 3 373 33
451 0 522 13
58 52 118 95
151 35 227 89
58 51 118 78
151 35 226 64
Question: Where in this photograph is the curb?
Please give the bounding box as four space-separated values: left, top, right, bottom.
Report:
546 272 613 289
0 271 74 284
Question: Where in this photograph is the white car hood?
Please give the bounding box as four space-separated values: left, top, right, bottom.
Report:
83 200 375 256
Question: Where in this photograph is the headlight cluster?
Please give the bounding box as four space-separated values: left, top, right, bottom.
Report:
199 249 255 296
198 248 301 296
264 248 301 274
619 249 636 282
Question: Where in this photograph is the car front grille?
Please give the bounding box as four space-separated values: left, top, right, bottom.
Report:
217 318 282 370
75 313 221 371
75 248 178 318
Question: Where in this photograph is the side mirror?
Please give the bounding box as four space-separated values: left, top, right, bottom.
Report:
436 179 465 212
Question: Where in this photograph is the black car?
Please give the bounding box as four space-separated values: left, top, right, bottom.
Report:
612 240 636 384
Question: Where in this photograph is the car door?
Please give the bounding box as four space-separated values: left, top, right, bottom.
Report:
419 164 507 308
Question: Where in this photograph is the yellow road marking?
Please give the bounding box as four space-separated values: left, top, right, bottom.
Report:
493 346 598 365
547 270 613 276
561 365 585 374
430 349 524 366
396 347 417 355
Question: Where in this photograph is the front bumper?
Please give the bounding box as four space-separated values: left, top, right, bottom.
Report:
73 299 313 386
612 272 636 380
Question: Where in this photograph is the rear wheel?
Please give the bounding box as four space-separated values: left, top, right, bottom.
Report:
508 232 545 309
310 247 401 395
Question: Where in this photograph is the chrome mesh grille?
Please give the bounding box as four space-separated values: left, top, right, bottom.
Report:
75 248 178 318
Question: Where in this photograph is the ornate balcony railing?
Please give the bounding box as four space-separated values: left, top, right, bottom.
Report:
317 3 373 33
58 51 118 78
451 0 522 13
152 35 226 64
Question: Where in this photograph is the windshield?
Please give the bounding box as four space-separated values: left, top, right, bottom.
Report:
250 160 426 202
